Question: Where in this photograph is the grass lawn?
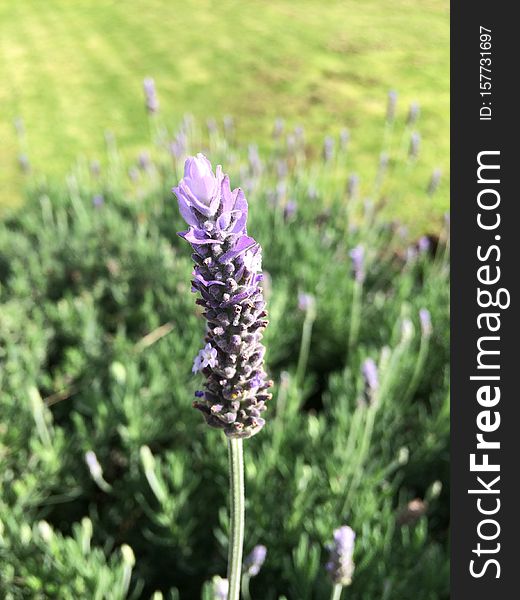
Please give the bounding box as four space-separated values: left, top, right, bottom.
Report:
0 0 449 226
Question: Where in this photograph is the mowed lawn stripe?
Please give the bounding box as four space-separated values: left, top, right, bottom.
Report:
1 0 448 227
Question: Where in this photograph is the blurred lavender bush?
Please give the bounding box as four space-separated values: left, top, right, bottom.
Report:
0 104 449 599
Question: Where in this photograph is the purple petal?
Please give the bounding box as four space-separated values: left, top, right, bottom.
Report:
179 228 222 245
173 187 199 227
220 175 235 213
193 272 226 287
218 235 257 263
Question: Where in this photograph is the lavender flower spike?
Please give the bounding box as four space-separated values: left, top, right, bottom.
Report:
362 358 379 394
326 525 356 587
243 544 267 577
174 154 273 438
349 245 365 283
143 77 159 114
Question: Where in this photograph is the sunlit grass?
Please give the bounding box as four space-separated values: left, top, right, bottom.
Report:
0 0 448 225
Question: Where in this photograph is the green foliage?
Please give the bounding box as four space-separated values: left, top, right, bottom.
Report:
0 119 449 598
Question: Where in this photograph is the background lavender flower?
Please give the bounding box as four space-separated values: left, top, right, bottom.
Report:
427 168 442 196
294 125 305 144
206 118 218 135
326 526 356 587
322 136 335 162
143 77 159 114
362 358 379 403
418 235 430 254
243 544 267 577
90 159 101 178
272 117 284 139
298 292 315 313
406 101 420 126
346 174 359 199
138 151 152 172
169 132 187 160
18 153 30 173
13 116 25 137
349 245 365 282
339 128 350 151
92 194 104 208
223 115 234 137
128 166 140 183
419 308 432 336
248 144 262 177
409 132 421 160
174 154 272 438
284 200 297 221
386 90 398 123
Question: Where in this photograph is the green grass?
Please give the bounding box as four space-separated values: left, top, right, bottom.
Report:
1 0 449 225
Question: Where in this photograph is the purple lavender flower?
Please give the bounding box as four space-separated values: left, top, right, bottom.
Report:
276 160 288 179
223 115 234 136
349 245 365 283
272 117 284 139
379 152 389 171
18 153 30 174
138 151 152 172
92 194 104 208
143 77 159 114
284 200 298 221
174 154 272 438
339 128 350 151
346 174 359 199
286 133 297 154
418 235 430 254
206 118 218 135
419 308 432 336
275 180 287 206
407 101 420 126
90 160 101 178
326 526 356 587
128 167 140 183
13 116 25 137
362 358 379 394
298 293 315 312
323 136 335 163
248 144 262 177
386 90 398 123
427 168 442 196
243 544 267 577
192 343 218 373
409 132 421 159
169 132 187 160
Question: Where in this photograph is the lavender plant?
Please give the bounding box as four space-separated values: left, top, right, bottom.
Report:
1 95 449 598
173 154 272 599
326 526 356 600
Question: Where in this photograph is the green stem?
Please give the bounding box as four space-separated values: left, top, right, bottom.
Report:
241 574 251 600
348 280 363 352
227 438 245 600
330 583 344 600
296 308 316 386
402 333 430 404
